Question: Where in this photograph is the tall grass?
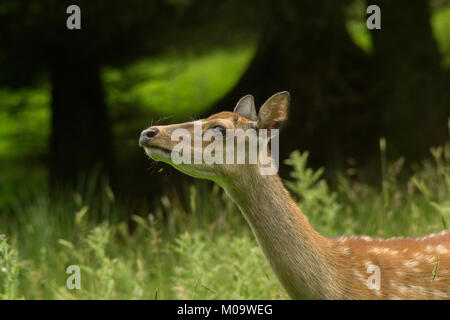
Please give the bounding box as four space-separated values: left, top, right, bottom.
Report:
0 132 449 299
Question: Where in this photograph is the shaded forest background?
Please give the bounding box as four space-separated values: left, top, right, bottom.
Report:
0 0 449 213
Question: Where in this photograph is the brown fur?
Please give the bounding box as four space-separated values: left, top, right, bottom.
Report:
141 92 450 299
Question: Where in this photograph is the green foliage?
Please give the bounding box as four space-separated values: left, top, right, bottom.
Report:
0 176 285 299
346 0 373 53
0 86 50 162
0 235 20 299
432 3 450 68
283 135 450 240
172 232 285 299
346 0 450 67
103 46 255 119
0 45 255 198
285 151 342 235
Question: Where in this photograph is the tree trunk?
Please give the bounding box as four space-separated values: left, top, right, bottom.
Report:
49 54 114 188
212 0 370 170
368 0 450 160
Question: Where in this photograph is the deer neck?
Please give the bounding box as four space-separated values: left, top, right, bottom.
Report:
219 168 343 299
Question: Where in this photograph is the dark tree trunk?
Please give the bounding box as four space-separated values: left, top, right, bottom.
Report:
212 0 370 170
49 54 114 188
368 0 450 159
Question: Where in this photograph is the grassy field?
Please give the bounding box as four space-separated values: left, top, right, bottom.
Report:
0 133 449 299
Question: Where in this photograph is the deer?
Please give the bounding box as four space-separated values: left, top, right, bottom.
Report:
139 91 450 299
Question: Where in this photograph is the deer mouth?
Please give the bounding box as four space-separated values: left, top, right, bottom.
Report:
145 145 172 159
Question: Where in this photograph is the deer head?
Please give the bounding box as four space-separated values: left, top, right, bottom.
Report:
139 92 290 181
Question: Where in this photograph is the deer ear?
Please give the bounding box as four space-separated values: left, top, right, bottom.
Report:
233 94 257 121
257 91 290 129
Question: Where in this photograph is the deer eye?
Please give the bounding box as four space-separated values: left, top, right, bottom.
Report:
211 125 227 136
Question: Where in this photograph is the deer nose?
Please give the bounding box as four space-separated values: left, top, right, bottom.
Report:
139 128 159 147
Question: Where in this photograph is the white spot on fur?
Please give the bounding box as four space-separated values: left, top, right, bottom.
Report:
368 247 398 255
436 245 448 254
395 270 405 277
409 285 428 296
433 291 449 299
352 269 365 284
413 252 424 260
404 260 419 268
368 248 381 254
